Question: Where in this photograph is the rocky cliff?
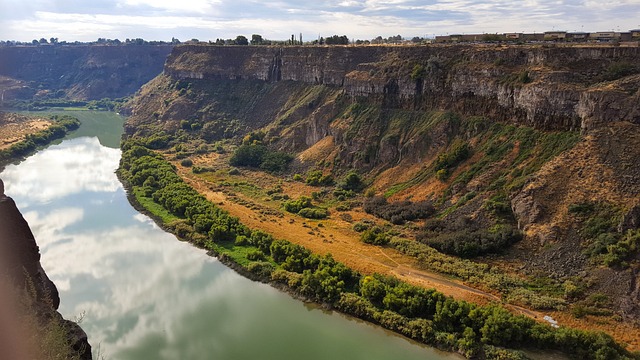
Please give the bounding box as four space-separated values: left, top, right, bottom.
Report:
0 179 91 359
165 44 640 131
0 45 173 101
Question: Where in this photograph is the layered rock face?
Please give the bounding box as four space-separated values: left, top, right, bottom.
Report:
165 44 640 131
0 179 91 359
0 45 173 101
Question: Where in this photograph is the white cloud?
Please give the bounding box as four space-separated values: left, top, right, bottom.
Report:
0 1 639 42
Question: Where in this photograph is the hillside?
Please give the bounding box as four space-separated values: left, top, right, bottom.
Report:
122 43 640 353
0 45 173 102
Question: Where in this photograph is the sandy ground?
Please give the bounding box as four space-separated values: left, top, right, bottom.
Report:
0 112 52 151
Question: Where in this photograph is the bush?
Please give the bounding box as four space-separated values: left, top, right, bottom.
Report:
419 225 522 258
361 226 390 245
484 193 514 220
353 221 372 232
306 170 334 186
230 143 267 167
247 249 266 261
260 151 293 173
229 143 292 172
364 196 435 224
283 196 313 213
338 171 364 192
247 261 275 278
433 141 470 175
180 158 193 167
298 207 329 219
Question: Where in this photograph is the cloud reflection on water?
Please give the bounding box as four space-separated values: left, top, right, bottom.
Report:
1 135 459 360
1 137 121 206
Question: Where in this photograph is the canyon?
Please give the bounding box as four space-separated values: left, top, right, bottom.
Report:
1 43 639 358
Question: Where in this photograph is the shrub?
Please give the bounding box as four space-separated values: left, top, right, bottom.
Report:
260 151 293 173
235 235 249 246
335 203 351 212
364 196 435 224
353 220 373 232
298 207 329 219
283 196 313 213
229 143 292 172
247 249 266 261
601 61 638 81
192 166 208 174
230 143 267 167
338 171 364 192
433 141 470 174
247 261 275 278
419 225 522 258
484 193 514 220
361 226 390 245
306 170 334 186
180 158 193 167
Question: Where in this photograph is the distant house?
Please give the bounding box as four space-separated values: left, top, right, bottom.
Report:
544 31 567 40
631 29 640 38
522 33 545 42
589 32 619 41
620 32 632 42
567 32 589 41
504 33 523 40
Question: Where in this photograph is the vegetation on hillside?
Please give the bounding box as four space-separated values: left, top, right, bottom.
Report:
4 98 129 112
118 138 638 359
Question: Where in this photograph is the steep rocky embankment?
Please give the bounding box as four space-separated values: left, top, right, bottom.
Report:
0 180 91 359
124 43 640 344
0 45 173 101
163 44 640 131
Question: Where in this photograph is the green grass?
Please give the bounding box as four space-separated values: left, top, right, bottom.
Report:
133 187 180 224
211 241 278 268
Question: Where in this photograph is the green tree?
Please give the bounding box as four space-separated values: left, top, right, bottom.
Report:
250 34 264 45
235 35 249 45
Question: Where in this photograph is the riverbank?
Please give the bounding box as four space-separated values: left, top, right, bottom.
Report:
116 140 638 360
0 112 79 169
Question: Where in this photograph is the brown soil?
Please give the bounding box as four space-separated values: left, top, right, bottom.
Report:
0 112 52 151
174 153 543 315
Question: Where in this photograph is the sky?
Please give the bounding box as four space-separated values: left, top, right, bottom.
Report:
0 0 639 42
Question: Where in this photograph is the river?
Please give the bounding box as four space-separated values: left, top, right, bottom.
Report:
1 111 461 360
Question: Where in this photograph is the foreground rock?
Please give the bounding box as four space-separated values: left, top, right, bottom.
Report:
0 178 91 360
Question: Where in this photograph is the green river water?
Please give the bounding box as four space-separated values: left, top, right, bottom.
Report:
1 110 461 360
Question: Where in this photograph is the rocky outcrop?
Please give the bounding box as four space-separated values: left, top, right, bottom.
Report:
0 45 173 101
0 179 91 359
164 44 640 131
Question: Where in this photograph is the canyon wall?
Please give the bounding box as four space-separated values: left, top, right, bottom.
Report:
0 45 173 101
164 44 640 131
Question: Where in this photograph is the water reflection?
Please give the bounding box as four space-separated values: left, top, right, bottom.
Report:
2 137 121 206
1 131 460 360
